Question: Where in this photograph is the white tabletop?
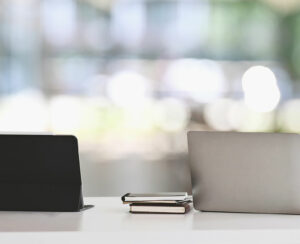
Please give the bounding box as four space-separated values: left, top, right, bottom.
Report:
1 197 300 243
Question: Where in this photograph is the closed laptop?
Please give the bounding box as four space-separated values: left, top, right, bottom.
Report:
188 131 300 214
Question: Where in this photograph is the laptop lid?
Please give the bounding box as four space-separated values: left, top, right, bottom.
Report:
188 131 300 214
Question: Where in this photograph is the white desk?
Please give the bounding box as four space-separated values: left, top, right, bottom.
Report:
1 197 300 243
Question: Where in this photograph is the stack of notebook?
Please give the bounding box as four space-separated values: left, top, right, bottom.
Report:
121 192 192 214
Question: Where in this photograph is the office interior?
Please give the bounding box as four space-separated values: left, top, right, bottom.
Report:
0 0 299 196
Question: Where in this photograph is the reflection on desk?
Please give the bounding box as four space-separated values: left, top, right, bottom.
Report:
193 211 300 230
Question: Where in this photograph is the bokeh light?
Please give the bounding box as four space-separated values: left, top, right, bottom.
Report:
106 70 151 108
228 101 276 132
242 66 281 113
203 98 236 131
0 90 48 133
49 95 83 134
153 98 190 132
163 59 225 103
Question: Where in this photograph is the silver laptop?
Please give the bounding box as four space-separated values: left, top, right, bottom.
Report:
188 131 300 214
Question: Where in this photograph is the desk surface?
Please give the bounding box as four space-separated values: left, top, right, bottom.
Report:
1 197 300 243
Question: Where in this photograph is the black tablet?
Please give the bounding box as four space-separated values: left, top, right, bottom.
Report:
0 134 84 211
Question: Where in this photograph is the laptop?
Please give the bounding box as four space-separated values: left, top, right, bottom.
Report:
188 131 300 214
0 134 88 211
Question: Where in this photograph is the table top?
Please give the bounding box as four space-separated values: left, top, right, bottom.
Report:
2 197 300 243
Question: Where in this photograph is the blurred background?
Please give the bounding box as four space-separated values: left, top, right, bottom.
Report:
0 0 300 196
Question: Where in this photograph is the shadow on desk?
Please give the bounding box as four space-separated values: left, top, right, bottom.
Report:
0 211 83 232
193 211 300 230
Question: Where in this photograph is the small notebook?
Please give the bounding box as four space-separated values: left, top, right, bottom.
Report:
122 192 191 204
130 202 190 214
